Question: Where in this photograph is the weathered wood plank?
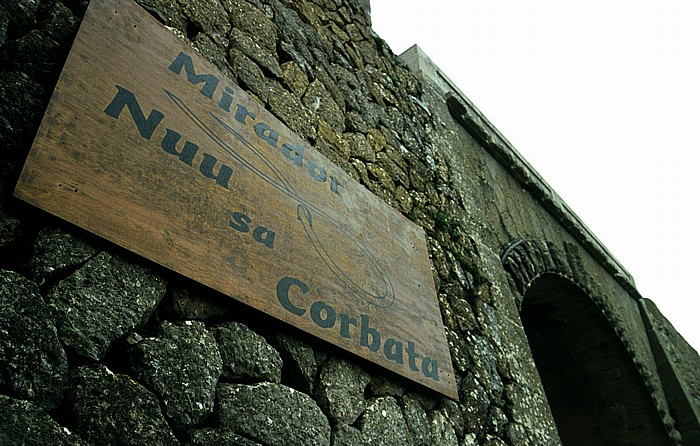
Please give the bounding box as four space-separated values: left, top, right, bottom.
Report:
14 0 457 398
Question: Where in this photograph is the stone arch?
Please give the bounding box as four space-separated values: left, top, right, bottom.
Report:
501 238 681 445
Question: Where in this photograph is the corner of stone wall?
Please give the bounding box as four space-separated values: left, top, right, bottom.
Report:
639 298 700 443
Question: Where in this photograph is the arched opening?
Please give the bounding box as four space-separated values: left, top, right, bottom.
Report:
521 274 672 446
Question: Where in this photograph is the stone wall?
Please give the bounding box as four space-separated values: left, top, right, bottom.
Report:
0 0 697 445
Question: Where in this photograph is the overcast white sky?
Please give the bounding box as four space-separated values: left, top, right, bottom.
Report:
371 1 700 352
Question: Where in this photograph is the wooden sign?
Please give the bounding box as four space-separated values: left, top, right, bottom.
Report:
14 0 457 398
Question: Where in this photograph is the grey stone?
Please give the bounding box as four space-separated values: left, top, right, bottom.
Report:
226 0 278 53
437 398 466 438
315 357 370 424
0 161 25 249
349 158 370 186
0 0 37 37
303 79 344 133
229 27 282 78
41 2 79 45
483 434 508 446
331 424 364 446
0 394 82 446
394 185 413 213
367 374 405 398
275 332 317 394
176 0 230 46
443 283 478 334
0 70 44 159
217 382 331 446
4 29 64 85
357 396 410 446
0 200 22 249
503 422 526 445
460 372 490 436
345 132 374 162
366 162 395 194
469 335 503 402
278 38 314 78
165 283 233 321
266 82 317 141
428 409 459 446
66 365 179 446
486 406 508 434
192 32 234 79
313 68 341 107
446 250 473 290
408 389 441 411
130 320 223 429
344 23 364 42
186 428 262 445
0 269 67 411
376 150 409 188
280 61 309 97
135 0 186 29
358 94 382 129
272 4 318 75
399 393 432 446
211 322 282 383
29 226 98 284
48 251 167 360
345 110 371 133
461 433 479 446
316 120 350 163
367 128 387 153
0 9 8 48
475 300 503 348
228 47 269 101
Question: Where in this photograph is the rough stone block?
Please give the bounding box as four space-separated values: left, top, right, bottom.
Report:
0 269 67 411
129 320 223 429
357 396 410 446
226 0 277 52
280 60 309 97
0 161 26 250
29 225 99 284
211 321 282 383
331 424 364 446
428 409 459 446
266 83 317 140
459 372 490 436
177 0 230 46
0 394 82 446
275 332 318 394
399 393 432 446
367 374 404 398
186 427 262 445
0 70 44 160
303 79 344 133
315 357 370 424
48 251 167 360
217 382 331 446
41 2 79 45
4 29 65 86
66 365 178 445
230 27 282 78
164 283 233 322
0 0 37 38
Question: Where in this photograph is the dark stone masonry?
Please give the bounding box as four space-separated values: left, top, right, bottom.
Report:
0 0 698 445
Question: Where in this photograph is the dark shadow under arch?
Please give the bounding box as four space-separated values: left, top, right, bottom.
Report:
521 274 672 446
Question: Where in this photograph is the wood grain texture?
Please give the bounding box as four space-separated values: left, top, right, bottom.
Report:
14 0 457 398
